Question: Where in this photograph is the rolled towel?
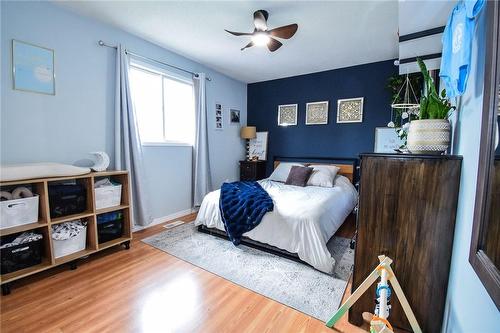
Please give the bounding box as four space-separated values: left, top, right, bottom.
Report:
0 191 13 201
12 186 33 199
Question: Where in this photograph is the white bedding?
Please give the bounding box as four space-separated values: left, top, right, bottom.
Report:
195 176 358 274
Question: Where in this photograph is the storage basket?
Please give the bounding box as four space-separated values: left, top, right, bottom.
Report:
94 184 122 210
0 233 43 274
48 184 86 218
0 195 39 230
52 224 87 258
97 211 123 243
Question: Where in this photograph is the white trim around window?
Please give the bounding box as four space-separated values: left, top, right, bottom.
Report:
129 59 195 146
142 142 193 147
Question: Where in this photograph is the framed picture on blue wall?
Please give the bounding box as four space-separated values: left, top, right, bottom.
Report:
278 104 298 126
337 97 364 123
12 39 55 95
306 101 329 125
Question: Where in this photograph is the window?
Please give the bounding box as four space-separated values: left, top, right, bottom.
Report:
129 61 195 145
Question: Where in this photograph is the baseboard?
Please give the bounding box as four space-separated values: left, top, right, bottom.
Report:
133 207 198 232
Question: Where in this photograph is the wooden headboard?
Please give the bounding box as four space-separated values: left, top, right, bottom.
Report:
273 157 356 183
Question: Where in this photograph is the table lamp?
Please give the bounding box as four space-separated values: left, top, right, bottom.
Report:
240 126 256 161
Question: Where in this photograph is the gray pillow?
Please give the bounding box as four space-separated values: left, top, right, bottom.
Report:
269 162 304 182
285 166 314 187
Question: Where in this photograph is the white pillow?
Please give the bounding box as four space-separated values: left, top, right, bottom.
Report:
269 162 304 182
306 165 340 187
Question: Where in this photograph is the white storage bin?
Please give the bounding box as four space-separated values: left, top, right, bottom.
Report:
0 195 39 230
94 184 122 210
52 225 87 258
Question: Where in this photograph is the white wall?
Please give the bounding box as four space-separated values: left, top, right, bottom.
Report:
398 0 456 73
443 6 500 333
0 1 247 223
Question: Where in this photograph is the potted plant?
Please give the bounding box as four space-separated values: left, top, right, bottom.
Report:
406 58 455 154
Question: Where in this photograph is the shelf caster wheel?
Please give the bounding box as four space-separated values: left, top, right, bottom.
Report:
2 283 11 296
123 241 131 250
69 261 78 270
350 232 357 250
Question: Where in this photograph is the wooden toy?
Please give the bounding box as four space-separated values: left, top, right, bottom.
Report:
326 255 422 333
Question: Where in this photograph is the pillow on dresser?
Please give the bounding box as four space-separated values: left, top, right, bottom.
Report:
285 166 314 187
269 162 304 182
306 165 340 187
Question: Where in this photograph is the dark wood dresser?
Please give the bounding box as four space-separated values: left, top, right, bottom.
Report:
239 160 266 181
350 153 462 333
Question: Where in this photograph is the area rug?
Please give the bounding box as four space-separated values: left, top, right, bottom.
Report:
142 222 354 322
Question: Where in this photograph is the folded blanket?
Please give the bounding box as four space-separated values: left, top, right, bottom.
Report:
219 181 274 245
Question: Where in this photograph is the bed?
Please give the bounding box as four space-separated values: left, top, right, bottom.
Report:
195 157 358 274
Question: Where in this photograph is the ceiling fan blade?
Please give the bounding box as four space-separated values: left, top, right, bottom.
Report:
241 41 255 51
225 29 253 36
268 24 298 39
253 10 269 31
267 37 283 52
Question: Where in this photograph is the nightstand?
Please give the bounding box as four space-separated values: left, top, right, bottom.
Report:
239 160 266 181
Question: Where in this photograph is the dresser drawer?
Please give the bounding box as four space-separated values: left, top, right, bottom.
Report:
240 164 255 180
239 161 266 181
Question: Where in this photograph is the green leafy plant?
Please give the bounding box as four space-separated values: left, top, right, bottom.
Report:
417 58 455 119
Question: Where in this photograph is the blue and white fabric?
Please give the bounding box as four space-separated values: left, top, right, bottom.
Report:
440 0 485 98
219 181 274 245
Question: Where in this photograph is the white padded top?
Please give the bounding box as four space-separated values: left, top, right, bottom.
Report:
0 163 91 182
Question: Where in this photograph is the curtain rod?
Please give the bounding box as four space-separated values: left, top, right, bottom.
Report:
98 40 212 81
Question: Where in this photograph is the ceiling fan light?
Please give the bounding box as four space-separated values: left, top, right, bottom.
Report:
252 32 270 46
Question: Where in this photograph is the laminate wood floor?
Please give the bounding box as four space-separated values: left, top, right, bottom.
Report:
0 213 377 333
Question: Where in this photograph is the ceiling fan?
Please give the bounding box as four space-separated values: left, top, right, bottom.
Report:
225 10 298 52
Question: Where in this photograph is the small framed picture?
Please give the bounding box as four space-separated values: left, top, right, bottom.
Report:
337 97 364 123
12 39 55 95
278 104 298 126
374 127 404 153
249 131 269 161
215 102 223 130
306 101 329 125
230 108 240 124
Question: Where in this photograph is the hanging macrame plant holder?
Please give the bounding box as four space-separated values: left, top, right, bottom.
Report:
391 73 420 115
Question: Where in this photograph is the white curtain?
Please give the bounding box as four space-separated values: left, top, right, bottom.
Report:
115 45 153 226
193 73 212 206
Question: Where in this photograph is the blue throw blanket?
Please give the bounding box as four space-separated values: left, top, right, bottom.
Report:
219 181 274 245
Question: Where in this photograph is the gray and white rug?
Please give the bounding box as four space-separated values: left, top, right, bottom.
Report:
142 222 353 322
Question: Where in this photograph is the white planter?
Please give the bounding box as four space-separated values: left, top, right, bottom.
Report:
407 119 451 154
0 195 39 229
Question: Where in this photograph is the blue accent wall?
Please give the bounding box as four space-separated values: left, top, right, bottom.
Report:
247 60 397 174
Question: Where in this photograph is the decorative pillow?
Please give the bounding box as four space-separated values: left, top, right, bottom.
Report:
269 162 304 182
306 165 341 187
285 166 314 187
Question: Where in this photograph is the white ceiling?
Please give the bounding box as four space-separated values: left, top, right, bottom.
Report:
56 1 399 83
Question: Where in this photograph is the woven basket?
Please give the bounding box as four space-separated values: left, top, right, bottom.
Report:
407 119 450 154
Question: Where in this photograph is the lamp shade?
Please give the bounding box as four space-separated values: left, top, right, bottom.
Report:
240 126 256 139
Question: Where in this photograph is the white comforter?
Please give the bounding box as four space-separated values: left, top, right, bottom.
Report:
195 176 358 274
